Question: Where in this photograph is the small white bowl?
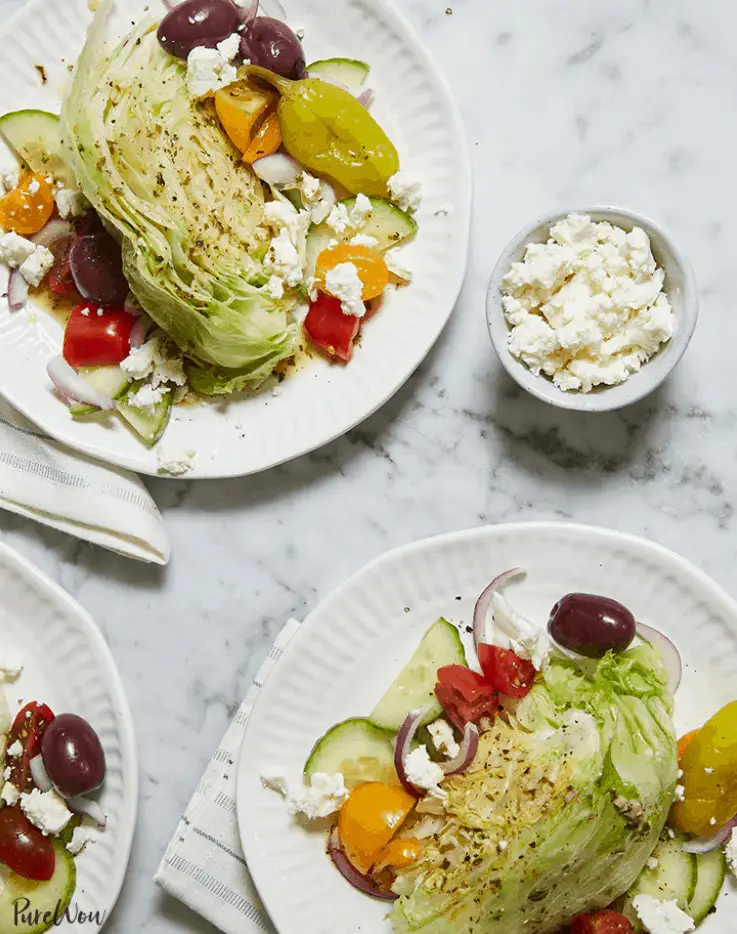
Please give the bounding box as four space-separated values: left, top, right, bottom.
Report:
486 207 699 412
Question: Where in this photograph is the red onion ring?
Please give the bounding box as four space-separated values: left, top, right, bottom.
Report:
7 269 28 312
29 755 52 792
357 88 374 109
394 707 431 797
251 152 302 188
46 356 115 410
32 218 74 249
683 815 737 854
129 316 151 349
328 827 397 900
67 794 106 828
473 568 526 651
438 723 479 776
636 622 682 694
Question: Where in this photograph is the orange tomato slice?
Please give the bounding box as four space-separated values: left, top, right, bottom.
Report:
337 782 415 875
372 837 424 874
315 244 389 301
243 112 282 164
214 79 278 156
0 171 54 235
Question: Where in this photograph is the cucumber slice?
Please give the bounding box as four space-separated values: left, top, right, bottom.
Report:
306 58 370 89
69 366 132 416
305 196 417 278
0 839 76 933
689 848 725 924
304 717 397 789
622 834 697 928
115 380 172 447
369 618 467 732
0 110 76 188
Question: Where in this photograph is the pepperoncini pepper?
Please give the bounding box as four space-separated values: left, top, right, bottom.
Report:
244 65 399 197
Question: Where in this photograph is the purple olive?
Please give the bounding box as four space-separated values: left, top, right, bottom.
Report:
41 714 105 798
158 0 241 60
548 593 636 659
240 17 305 78
69 234 129 306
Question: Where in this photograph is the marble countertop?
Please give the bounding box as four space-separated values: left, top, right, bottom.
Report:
1 0 736 930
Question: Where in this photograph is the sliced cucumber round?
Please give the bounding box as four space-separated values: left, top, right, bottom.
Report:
306 58 370 89
369 618 467 732
0 110 76 188
0 838 76 933
305 196 417 279
69 366 132 416
115 380 172 447
304 717 396 789
689 847 725 924
622 833 697 928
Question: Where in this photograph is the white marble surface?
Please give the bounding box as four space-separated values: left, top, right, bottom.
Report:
1 0 736 931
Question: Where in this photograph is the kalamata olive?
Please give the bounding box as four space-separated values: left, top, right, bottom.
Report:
69 234 129 306
548 593 636 658
158 0 241 60
240 17 305 78
40 714 106 798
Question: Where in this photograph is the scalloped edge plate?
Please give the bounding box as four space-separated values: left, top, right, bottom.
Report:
236 522 737 934
0 541 137 932
0 0 470 478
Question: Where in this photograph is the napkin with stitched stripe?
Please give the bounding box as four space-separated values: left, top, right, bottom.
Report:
0 397 169 564
154 618 302 934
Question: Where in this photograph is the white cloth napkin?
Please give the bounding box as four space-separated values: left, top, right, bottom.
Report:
0 397 169 564
155 618 302 934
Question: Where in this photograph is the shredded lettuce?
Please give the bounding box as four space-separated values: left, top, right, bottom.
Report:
392 643 677 934
60 6 298 392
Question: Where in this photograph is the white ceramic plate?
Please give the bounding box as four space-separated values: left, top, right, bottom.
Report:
0 542 137 932
237 522 737 934
0 0 470 479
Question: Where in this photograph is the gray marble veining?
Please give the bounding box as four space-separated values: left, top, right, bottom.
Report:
2 0 737 931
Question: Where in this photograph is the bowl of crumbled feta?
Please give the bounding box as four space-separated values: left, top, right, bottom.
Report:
486 208 698 411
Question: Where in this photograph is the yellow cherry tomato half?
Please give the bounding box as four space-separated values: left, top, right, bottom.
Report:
0 171 54 235
372 837 424 874
315 244 389 301
337 782 416 875
671 701 737 836
214 79 279 156
242 112 282 164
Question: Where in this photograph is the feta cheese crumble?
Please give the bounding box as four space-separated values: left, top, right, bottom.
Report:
427 719 460 760
264 275 285 300
0 782 19 807
260 766 289 797
324 262 365 316
502 214 674 393
404 745 445 792
350 233 380 249
19 246 54 287
66 825 98 856
126 383 169 413
156 448 195 476
0 232 35 267
186 44 237 99
299 172 321 203
287 772 348 819
326 203 351 235
0 650 24 679
647 856 660 870
20 788 73 836
385 246 412 282
265 229 303 287
120 336 187 388
724 828 737 879
1 166 19 192
55 187 89 219
674 784 685 802
509 630 552 671
388 171 422 214
6 740 23 758
631 894 695 934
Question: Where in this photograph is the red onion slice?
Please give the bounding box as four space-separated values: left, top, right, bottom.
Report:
129 315 151 349
32 218 74 249
473 568 526 651
239 0 259 24
394 707 431 797
251 153 302 188
29 755 52 792
357 88 374 109
683 815 737 854
636 622 682 694
46 356 115 411
328 827 397 900
7 269 28 312
438 723 479 776
67 794 106 828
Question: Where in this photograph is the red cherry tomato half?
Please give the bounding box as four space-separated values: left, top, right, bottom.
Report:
62 303 136 368
571 910 634 934
48 237 78 295
0 807 55 881
434 665 500 732
303 292 361 364
477 644 536 699
7 702 55 793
